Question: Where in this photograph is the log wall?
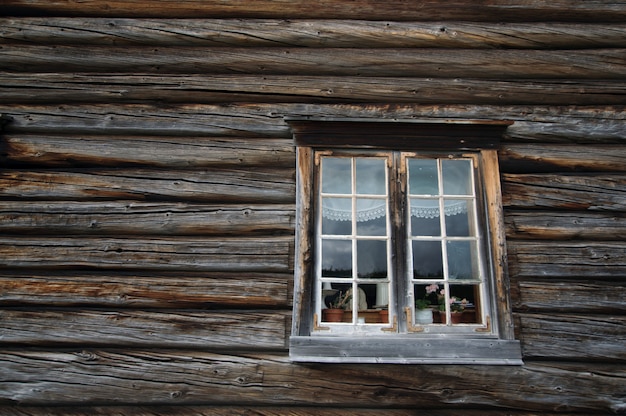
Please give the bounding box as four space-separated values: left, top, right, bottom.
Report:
0 1 625 414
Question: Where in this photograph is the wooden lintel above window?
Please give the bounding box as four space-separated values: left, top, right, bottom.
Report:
287 119 513 150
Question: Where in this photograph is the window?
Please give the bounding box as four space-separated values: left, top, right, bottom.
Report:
288 120 522 364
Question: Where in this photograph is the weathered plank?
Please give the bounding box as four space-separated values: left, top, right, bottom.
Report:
3 74 626 105
0 309 288 349
0 169 294 203
0 202 295 236
502 173 626 211
0 272 291 308
505 211 626 240
4 19 626 49
499 144 626 172
513 280 626 313
0 236 293 272
1 350 624 412
1 134 294 168
2 0 625 22
508 241 626 279
2 104 624 142
518 313 626 361
3 46 625 79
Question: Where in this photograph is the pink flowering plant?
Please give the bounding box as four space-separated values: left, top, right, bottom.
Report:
415 283 439 310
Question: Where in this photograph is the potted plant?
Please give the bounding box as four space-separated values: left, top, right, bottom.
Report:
438 291 468 324
414 283 438 324
322 291 351 322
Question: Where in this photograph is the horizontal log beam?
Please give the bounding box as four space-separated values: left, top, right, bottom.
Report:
513 280 626 313
1 134 294 168
508 241 626 279
1 104 624 142
0 272 291 308
499 144 626 172
0 169 294 203
0 309 288 349
0 202 294 236
3 19 626 49
505 211 626 240
502 173 626 211
3 74 626 106
3 46 625 79
517 313 626 361
0 237 293 272
1 350 624 411
2 1 625 22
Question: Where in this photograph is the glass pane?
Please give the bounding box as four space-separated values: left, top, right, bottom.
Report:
410 198 441 236
413 283 438 311
322 197 352 235
444 199 471 237
412 241 443 278
409 159 438 195
356 158 386 195
322 157 351 194
356 198 386 236
321 239 352 278
373 282 390 309
449 284 480 324
442 159 472 195
447 240 476 280
357 240 387 278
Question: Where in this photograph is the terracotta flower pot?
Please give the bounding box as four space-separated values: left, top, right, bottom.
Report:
439 311 463 324
322 308 344 322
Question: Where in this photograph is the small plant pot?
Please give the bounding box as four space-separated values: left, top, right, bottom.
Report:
322 308 344 322
439 311 463 324
379 309 389 323
415 308 434 324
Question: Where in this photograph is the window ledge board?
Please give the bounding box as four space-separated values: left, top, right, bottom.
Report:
290 336 523 365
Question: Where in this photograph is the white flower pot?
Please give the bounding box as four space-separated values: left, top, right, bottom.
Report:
415 308 434 324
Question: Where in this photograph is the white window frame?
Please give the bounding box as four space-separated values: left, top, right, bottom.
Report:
288 120 522 364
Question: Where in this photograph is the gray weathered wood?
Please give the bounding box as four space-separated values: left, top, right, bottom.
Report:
3 46 625 79
508 241 626 279
1 350 624 411
0 272 291 308
0 169 294 203
1 134 294 168
505 211 626 240
499 144 626 172
513 280 626 313
0 202 295 236
0 309 288 349
3 74 626 105
3 19 626 49
0 237 293 272
502 174 626 211
518 313 626 361
2 0 625 21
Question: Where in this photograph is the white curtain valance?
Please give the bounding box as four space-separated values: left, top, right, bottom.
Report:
322 199 467 222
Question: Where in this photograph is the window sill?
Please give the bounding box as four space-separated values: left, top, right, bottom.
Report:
290 336 523 365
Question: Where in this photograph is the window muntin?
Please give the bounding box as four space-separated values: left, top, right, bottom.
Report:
315 151 492 335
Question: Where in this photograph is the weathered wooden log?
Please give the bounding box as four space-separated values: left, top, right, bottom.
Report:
1 350 624 412
4 19 626 49
0 236 293 272
508 241 626 279
0 202 295 236
3 74 626 106
516 313 626 361
0 169 295 203
504 211 626 240
2 0 625 22
3 46 625 79
513 280 626 313
0 272 291 308
499 144 626 172
0 309 288 349
502 173 626 211
1 134 294 168
1 104 624 142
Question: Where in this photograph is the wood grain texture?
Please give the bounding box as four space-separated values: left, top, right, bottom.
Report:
2 46 625 79
0 236 293 272
505 211 626 240
0 272 291 308
499 144 626 172
2 0 626 21
1 350 624 411
3 19 626 49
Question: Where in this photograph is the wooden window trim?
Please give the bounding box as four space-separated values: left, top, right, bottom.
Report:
288 120 522 364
